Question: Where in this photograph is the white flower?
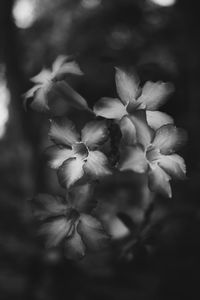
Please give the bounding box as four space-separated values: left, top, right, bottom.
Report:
47 118 112 188
32 192 109 260
119 120 187 198
24 55 88 111
94 68 174 132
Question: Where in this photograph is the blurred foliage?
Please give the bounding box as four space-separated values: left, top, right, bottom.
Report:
1 0 200 299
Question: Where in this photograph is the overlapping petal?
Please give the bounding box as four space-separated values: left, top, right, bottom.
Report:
148 165 172 198
58 158 85 188
137 81 174 110
65 227 86 260
78 214 109 251
146 110 174 130
49 118 80 147
119 145 148 174
119 116 137 146
47 145 74 169
115 67 139 104
31 69 52 84
152 124 187 155
157 154 186 179
83 151 112 178
81 120 108 149
94 97 127 120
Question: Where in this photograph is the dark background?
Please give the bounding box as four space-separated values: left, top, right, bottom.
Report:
0 0 200 299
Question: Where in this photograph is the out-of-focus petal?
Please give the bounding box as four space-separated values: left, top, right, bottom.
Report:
46 145 74 169
152 124 187 155
119 116 137 146
115 67 139 104
146 110 174 130
148 165 172 198
56 61 83 77
24 84 41 99
137 81 174 110
32 194 68 220
129 111 153 148
69 184 96 213
58 158 84 188
119 145 148 174
40 218 72 247
31 69 52 84
30 83 52 111
83 151 112 178
81 120 108 149
65 227 86 260
157 154 186 179
49 118 80 147
78 214 109 251
93 97 127 120
53 81 90 111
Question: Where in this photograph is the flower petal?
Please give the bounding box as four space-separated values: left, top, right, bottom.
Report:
32 194 68 220
69 184 96 213
29 83 52 112
83 151 112 178
137 81 174 110
157 154 186 179
53 81 90 111
31 69 52 84
129 110 153 148
119 115 137 146
46 145 74 169
93 97 127 120
146 110 174 130
115 67 139 104
78 214 109 251
81 120 108 149
148 165 172 198
65 228 86 260
119 145 148 174
58 158 84 188
49 118 80 147
152 124 187 155
40 218 72 247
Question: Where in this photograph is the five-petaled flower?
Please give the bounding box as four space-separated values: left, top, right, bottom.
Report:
32 191 109 260
119 121 187 198
47 118 112 188
24 55 87 111
94 68 174 132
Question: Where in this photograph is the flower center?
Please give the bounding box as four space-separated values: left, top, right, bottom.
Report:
72 142 89 160
146 145 160 164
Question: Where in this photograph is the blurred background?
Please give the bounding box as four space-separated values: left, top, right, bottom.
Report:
1 0 200 299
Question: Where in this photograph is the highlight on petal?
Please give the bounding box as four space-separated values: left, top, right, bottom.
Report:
129 111 153 148
119 115 137 146
58 158 84 188
115 67 140 104
32 194 67 220
49 118 80 147
31 69 52 84
81 120 108 149
148 165 172 198
93 97 127 120
146 110 174 130
152 124 187 154
46 145 74 169
119 145 148 174
137 81 174 110
53 81 89 111
157 154 186 179
40 218 72 247
65 227 86 260
83 151 112 178
78 214 109 251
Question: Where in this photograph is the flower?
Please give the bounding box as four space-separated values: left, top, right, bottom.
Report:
119 120 187 198
32 190 109 260
24 55 88 111
94 67 174 130
47 118 112 188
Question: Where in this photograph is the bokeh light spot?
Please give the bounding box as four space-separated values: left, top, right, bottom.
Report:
149 0 176 7
12 0 36 29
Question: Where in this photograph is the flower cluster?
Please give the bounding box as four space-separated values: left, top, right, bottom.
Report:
25 58 187 259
